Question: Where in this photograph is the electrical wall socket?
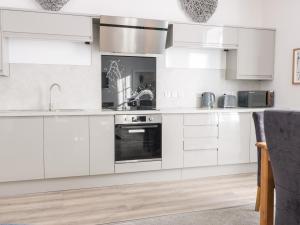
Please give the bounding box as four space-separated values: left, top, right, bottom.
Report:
164 90 183 99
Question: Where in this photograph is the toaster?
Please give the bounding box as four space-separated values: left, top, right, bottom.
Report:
218 94 237 108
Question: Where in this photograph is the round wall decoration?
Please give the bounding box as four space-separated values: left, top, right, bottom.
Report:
179 0 218 23
35 0 70 11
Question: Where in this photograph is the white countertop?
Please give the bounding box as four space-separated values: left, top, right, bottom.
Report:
0 107 269 117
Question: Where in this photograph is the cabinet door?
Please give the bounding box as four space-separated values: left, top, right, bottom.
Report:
0 117 44 182
184 150 218 168
238 28 275 79
162 114 183 169
173 23 238 48
90 116 114 175
250 118 258 163
1 10 92 41
0 10 9 76
0 32 2 73
44 116 89 179
218 113 251 165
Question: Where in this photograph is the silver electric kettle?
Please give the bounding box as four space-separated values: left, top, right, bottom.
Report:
201 92 216 108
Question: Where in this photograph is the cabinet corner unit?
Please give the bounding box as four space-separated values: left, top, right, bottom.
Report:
226 28 276 80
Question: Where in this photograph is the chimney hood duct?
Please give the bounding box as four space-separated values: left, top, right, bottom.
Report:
99 16 169 54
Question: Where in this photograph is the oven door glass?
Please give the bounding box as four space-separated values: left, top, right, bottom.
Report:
115 124 162 162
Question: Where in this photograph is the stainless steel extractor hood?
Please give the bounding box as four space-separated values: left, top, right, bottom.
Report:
99 16 169 54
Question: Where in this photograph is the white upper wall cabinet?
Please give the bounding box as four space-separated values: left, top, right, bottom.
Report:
0 10 93 42
8 38 92 65
167 23 238 49
226 28 275 80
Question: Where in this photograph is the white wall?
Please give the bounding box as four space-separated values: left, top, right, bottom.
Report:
0 0 264 26
262 0 300 109
0 0 265 110
157 49 260 108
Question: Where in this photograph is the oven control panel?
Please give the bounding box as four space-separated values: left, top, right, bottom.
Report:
115 114 162 124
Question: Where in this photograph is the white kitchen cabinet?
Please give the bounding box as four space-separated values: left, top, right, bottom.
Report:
115 161 162 174
0 11 9 76
250 118 258 163
167 23 238 49
1 10 93 42
184 126 218 138
184 138 218 151
44 116 89 179
226 28 275 80
184 113 218 126
183 113 219 168
184 150 218 168
0 117 44 182
89 116 115 175
218 112 251 165
162 114 184 169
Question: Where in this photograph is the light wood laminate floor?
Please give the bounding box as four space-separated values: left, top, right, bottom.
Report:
0 173 257 225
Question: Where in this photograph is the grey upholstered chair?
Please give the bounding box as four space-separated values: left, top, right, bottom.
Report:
264 110 300 225
252 111 266 211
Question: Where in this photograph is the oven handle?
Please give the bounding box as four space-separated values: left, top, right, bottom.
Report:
120 125 159 129
128 129 145 133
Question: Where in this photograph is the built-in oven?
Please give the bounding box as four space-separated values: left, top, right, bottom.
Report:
115 115 162 163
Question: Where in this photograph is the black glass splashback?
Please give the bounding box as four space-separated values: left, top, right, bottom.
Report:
102 55 156 111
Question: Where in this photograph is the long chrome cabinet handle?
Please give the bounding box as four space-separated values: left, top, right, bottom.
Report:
128 129 145 133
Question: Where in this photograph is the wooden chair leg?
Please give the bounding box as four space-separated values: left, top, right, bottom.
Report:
260 149 274 225
255 186 261 211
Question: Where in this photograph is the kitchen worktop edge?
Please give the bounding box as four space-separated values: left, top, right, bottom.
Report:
0 108 272 117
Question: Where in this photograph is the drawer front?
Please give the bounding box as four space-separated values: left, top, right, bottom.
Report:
184 150 218 168
1 10 92 39
184 114 218 126
184 138 218 150
115 161 162 173
184 126 218 138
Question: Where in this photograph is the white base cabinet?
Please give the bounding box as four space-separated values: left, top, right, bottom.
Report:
250 118 258 163
218 113 251 165
183 114 219 168
184 150 218 168
162 114 184 169
0 117 44 182
115 161 162 174
44 116 90 179
89 116 115 175
0 111 260 184
0 10 9 76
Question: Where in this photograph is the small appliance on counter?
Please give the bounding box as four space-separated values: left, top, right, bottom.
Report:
218 94 237 108
201 92 216 108
238 91 275 108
